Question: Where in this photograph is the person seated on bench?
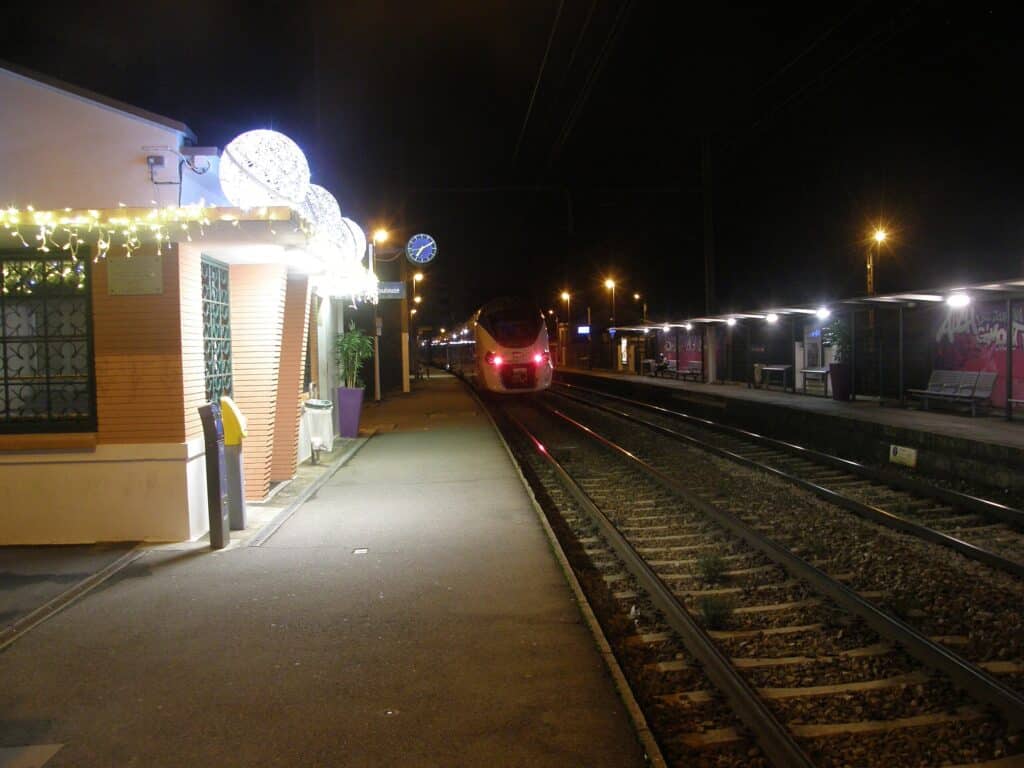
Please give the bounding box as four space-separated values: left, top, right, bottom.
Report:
653 353 670 376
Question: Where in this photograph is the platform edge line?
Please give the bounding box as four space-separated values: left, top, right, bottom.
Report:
0 545 146 653
468 385 667 768
248 432 376 548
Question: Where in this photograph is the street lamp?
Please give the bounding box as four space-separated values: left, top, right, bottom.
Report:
560 290 571 324
368 227 390 403
604 278 616 323
413 295 422 304
633 292 647 323
867 228 886 295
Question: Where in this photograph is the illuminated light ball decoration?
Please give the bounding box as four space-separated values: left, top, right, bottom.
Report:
302 184 347 249
219 130 311 209
342 217 366 264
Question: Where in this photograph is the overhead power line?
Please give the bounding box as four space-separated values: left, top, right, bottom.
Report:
546 0 635 170
512 0 566 165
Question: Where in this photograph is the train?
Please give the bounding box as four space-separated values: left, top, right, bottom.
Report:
431 296 553 393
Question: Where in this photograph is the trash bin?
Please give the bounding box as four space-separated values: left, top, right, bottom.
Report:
198 401 230 549
753 363 764 388
220 396 248 530
303 398 334 463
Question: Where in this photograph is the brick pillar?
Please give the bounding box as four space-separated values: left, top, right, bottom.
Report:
229 264 287 501
271 275 311 482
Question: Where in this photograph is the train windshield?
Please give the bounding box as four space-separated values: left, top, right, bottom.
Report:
479 297 544 347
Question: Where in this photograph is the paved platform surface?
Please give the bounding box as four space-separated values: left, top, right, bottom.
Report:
0 375 645 767
564 367 1024 450
0 544 135 632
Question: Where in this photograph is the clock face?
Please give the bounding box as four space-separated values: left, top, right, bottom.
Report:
406 233 438 264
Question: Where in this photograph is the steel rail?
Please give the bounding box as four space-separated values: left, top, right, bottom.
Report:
553 379 1024 530
539 401 1024 731
550 383 1024 579
499 407 817 768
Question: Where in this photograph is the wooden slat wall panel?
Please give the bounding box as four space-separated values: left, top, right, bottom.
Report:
270 275 310 482
91 244 186 444
229 264 287 501
178 246 206 441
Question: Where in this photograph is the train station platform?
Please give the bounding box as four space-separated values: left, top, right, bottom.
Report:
0 374 647 767
555 368 1024 496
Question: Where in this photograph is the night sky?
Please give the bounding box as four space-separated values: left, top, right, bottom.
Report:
4 1 1021 327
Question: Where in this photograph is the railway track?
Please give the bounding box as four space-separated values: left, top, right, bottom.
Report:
551 381 1024 578
489 392 1024 768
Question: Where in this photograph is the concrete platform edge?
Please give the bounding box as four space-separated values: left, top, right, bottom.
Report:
248 432 376 548
466 381 666 768
0 545 146 652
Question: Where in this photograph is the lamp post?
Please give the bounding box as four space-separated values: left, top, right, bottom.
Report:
633 292 647 323
867 228 886 295
370 228 389 402
605 278 616 324
560 290 571 324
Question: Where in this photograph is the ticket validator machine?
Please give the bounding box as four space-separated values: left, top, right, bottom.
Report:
198 401 230 549
219 396 248 530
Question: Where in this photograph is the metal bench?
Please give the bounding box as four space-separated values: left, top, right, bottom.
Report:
680 360 702 381
907 370 996 416
652 359 678 378
760 364 792 392
800 367 829 397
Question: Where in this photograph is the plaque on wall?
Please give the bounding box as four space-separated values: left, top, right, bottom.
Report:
107 251 163 295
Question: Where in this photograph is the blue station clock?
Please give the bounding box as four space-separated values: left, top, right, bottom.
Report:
406 233 438 264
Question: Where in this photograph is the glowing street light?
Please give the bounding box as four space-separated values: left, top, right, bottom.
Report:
410 308 417 316
373 228 389 244
816 306 831 320
604 279 616 323
413 272 424 282
867 226 888 295
632 291 647 322
413 295 422 304
560 290 571 324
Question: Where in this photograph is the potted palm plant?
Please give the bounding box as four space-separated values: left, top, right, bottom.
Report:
334 321 374 437
823 317 852 401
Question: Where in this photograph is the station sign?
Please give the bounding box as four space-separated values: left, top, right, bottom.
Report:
577 325 591 335
378 281 406 300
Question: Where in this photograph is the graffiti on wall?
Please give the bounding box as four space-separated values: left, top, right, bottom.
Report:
934 301 1023 407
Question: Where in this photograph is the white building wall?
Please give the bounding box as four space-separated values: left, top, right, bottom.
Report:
0 442 200 543
0 67 190 209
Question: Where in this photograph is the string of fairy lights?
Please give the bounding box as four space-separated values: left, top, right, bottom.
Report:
0 203 214 261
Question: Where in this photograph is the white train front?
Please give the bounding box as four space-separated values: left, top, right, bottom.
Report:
436 297 553 393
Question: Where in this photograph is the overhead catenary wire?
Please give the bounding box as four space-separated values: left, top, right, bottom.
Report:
546 0 636 170
512 0 566 165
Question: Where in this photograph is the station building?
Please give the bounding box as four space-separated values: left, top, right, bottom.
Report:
0 62 375 544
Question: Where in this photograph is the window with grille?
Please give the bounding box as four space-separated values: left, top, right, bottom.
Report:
201 258 232 402
0 251 95 433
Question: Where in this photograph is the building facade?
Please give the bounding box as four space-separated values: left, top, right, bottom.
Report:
0 63 365 543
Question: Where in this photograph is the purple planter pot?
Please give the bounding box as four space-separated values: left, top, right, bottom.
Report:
336 386 365 438
829 363 851 402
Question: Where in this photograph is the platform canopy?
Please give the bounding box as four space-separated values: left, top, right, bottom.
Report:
611 276 1024 333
